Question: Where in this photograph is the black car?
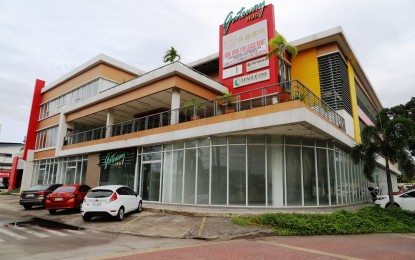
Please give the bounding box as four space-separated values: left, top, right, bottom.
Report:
19 184 62 209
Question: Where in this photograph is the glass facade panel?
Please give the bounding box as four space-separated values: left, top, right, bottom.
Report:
211 146 227 205
229 146 246 206
303 147 316 206
329 150 337 205
286 146 302 206
248 145 266 206
184 148 196 204
317 148 329 205
171 150 184 203
197 147 210 205
267 145 284 207
162 151 173 203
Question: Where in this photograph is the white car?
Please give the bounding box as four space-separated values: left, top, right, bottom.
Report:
375 189 415 211
81 185 142 221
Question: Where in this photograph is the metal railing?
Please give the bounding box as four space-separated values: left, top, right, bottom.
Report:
64 80 346 145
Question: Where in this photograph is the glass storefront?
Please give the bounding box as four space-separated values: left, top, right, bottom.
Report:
136 135 371 207
33 135 376 207
32 155 88 186
99 148 136 188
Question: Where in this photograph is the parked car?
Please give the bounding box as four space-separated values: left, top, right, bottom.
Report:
81 185 142 221
45 184 91 214
375 189 415 211
19 184 62 209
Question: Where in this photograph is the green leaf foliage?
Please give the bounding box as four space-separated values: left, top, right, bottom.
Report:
232 207 415 235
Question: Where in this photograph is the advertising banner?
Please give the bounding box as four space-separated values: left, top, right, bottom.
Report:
0 171 11 178
222 20 268 68
219 3 277 94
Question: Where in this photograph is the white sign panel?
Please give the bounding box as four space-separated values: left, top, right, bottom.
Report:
233 69 270 88
223 64 243 79
222 20 268 68
246 57 269 72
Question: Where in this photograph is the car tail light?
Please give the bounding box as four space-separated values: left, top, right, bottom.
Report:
36 191 47 196
110 192 118 202
68 194 76 198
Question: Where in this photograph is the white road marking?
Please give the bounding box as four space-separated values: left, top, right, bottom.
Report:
0 228 28 240
32 226 69 236
14 226 50 238
65 229 85 235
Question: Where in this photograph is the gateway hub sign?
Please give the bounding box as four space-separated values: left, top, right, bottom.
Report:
234 69 270 88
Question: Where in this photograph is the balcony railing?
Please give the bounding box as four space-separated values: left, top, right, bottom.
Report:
64 80 346 146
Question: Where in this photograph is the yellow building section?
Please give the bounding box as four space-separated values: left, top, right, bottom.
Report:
347 61 361 143
290 48 321 97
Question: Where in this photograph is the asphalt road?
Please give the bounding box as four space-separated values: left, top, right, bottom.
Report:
1 195 415 260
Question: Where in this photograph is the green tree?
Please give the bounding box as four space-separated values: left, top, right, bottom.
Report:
351 109 415 206
267 34 298 84
163 47 181 63
266 34 298 60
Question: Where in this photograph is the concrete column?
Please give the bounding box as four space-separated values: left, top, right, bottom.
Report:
106 109 114 138
170 88 181 125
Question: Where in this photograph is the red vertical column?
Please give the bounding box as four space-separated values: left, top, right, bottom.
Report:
8 157 19 190
23 79 45 160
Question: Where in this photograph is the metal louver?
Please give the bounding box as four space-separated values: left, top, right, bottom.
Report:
318 53 352 116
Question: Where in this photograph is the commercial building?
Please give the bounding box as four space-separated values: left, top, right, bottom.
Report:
0 142 24 189
22 3 398 207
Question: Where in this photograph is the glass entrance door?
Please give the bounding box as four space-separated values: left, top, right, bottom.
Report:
141 163 161 201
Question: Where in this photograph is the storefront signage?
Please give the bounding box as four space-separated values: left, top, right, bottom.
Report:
0 171 11 178
233 69 270 88
223 1 266 34
223 20 268 68
103 152 126 169
246 57 269 72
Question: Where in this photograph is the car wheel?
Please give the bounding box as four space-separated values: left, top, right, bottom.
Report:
23 205 32 210
136 201 143 213
82 215 91 222
386 202 400 208
49 209 57 215
116 207 125 221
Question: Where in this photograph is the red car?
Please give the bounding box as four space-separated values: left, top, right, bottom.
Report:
46 184 91 214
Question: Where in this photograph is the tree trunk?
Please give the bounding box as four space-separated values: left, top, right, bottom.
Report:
385 160 395 207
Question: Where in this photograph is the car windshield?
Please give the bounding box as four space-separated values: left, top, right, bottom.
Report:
54 186 76 193
87 189 113 198
28 185 50 191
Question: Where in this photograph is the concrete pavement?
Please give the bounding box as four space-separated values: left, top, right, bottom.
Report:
1 194 369 240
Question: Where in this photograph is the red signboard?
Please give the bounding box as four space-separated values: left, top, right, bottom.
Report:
0 171 11 178
219 3 278 95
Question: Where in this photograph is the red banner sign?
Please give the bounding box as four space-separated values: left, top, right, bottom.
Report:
0 171 11 178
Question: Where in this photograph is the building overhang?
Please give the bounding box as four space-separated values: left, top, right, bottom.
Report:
42 54 145 93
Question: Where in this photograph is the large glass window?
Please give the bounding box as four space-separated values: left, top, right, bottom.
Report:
302 147 316 206
135 135 371 208
184 148 196 204
248 145 266 206
35 126 58 150
286 146 302 206
229 145 246 206
211 146 227 205
197 147 210 205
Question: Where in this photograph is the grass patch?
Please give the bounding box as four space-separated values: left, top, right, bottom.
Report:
232 206 415 235
0 188 20 195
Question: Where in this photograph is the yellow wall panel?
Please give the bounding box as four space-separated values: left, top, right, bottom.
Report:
291 48 321 97
347 61 361 143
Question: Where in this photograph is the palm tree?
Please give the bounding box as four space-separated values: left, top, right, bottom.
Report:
163 47 181 63
267 34 298 60
351 110 415 207
267 34 298 87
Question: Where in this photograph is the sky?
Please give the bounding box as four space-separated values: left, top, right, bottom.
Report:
0 0 414 143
